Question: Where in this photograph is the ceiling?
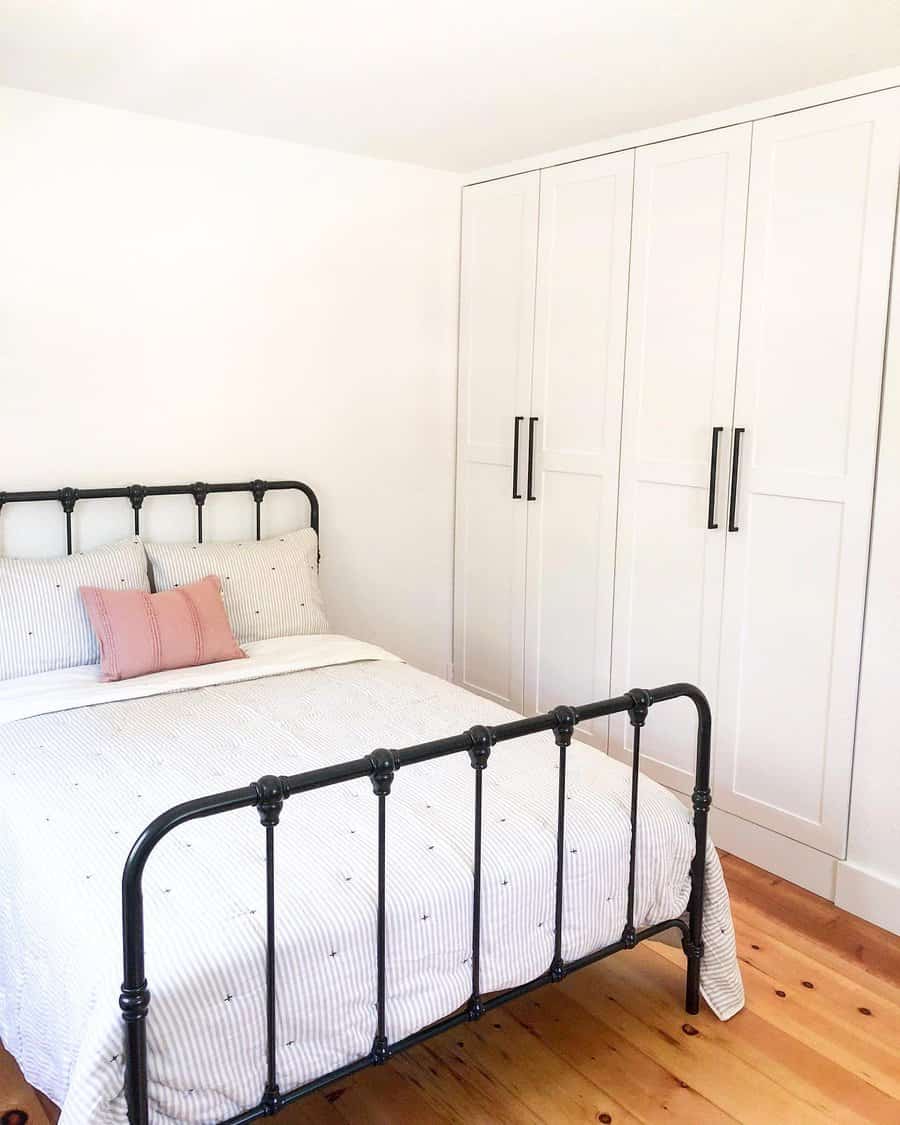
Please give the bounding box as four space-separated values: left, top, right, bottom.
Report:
2 1 899 172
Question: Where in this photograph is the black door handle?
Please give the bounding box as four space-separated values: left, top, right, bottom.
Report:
512 416 523 499
707 426 723 530
526 417 538 501
728 427 744 532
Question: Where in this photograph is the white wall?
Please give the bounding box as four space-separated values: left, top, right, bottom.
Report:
836 212 900 937
0 86 461 677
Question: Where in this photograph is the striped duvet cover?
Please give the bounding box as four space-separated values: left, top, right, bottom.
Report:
0 635 744 1124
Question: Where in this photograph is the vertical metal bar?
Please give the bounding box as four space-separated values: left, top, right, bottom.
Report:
256 777 284 1115
685 693 712 1015
623 690 650 949
550 707 575 981
376 795 387 1041
264 825 277 1093
368 749 395 1064
120 985 150 1125
624 724 640 940
251 481 266 542
60 489 76 556
128 486 146 540
121 853 151 1125
471 770 484 995
192 484 207 544
466 726 493 1018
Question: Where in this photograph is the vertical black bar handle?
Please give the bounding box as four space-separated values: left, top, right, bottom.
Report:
727 427 745 533
707 427 723 530
526 417 539 501
511 416 523 499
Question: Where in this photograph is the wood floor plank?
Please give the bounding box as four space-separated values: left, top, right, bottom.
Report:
273 1050 457 1124
506 985 738 1123
562 951 831 1125
423 1013 642 1124
720 855 900 990
728 896 900 1011
3 854 899 1124
731 917 900 1036
632 939 900 1123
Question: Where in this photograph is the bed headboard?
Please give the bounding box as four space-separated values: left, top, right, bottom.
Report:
0 479 319 556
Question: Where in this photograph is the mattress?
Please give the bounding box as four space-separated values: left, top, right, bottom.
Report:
0 635 744 1124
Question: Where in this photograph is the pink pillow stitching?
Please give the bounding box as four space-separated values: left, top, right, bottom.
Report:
175 585 205 666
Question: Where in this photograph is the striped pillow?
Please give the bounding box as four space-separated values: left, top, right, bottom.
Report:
145 527 327 644
0 538 151 681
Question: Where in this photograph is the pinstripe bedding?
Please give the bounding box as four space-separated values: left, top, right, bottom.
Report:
0 636 743 1124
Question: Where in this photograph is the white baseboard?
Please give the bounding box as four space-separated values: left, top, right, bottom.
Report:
834 861 900 937
666 793 838 899
707 806 838 900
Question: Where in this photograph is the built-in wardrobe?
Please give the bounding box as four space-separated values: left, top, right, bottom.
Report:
453 86 900 890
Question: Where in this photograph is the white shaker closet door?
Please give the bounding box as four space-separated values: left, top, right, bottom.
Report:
453 172 539 709
524 153 634 744
715 91 900 854
611 125 751 791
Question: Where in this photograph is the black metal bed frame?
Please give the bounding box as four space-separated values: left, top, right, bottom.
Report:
1 479 711 1125
0 478 319 554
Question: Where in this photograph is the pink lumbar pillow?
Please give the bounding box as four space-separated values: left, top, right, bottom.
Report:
79 575 246 682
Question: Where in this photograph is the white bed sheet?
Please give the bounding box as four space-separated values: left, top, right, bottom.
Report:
0 635 743 1124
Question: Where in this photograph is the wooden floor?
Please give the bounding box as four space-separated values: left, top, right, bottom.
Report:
3 854 899 1124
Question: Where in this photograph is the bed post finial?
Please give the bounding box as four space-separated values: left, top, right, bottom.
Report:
57 486 78 514
626 688 650 729
254 775 286 826
368 748 396 796
466 724 495 770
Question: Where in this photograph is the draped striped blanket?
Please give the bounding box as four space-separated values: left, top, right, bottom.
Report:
0 636 743 1124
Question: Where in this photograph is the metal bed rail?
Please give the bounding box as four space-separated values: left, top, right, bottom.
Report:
119 682 712 1125
0 479 319 555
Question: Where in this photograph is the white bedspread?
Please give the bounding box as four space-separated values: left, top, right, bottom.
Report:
0 635 743 1124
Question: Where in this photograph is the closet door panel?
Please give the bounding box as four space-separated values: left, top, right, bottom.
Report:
454 173 539 709
524 152 634 743
716 90 900 853
611 125 751 790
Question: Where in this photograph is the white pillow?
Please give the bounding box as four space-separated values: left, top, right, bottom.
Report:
145 527 327 645
0 538 150 681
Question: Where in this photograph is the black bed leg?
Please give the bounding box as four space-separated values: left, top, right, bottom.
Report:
685 948 701 1015
119 981 150 1125
121 848 151 1125
684 691 712 1016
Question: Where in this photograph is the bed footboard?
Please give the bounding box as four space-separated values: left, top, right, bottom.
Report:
119 683 711 1125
